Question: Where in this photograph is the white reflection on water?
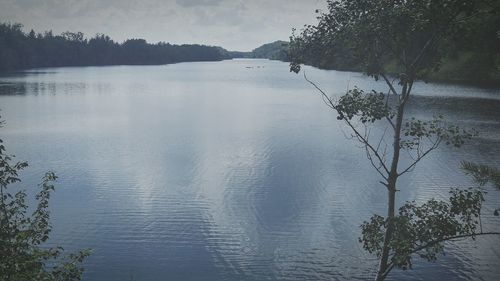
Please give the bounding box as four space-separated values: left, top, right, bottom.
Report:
0 59 499 280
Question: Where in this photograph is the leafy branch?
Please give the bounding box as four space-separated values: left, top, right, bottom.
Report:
360 188 498 278
0 116 90 281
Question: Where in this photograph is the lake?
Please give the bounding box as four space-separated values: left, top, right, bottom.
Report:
1 59 499 280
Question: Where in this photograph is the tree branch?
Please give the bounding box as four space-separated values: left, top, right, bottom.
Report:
398 138 441 177
380 73 399 97
303 72 391 177
381 262 395 280
343 118 390 176
304 71 336 110
410 35 436 70
366 144 389 181
411 232 500 255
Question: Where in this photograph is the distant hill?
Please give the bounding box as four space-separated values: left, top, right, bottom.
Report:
250 41 289 61
224 41 289 61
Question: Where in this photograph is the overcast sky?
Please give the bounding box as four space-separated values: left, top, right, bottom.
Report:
0 0 326 51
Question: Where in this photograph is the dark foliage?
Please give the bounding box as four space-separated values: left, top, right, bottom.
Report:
0 23 231 71
250 41 289 61
290 0 500 86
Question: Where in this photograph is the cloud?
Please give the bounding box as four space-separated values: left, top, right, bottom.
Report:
175 0 224 7
0 0 325 51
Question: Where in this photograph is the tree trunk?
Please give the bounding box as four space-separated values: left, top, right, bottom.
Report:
375 187 396 281
375 84 407 281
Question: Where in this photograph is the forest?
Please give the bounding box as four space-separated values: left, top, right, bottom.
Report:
0 23 232 71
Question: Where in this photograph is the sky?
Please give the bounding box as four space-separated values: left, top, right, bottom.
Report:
0 0 326 51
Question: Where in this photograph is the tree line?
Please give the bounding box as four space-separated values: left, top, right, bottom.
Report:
0 23 232 71
289 1 500 87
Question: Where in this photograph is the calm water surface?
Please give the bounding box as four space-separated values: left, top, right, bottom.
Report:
1 59 500 280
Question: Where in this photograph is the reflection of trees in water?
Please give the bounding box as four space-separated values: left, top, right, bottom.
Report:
0 82 97 96
0 83 24 95
407 95 500 121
